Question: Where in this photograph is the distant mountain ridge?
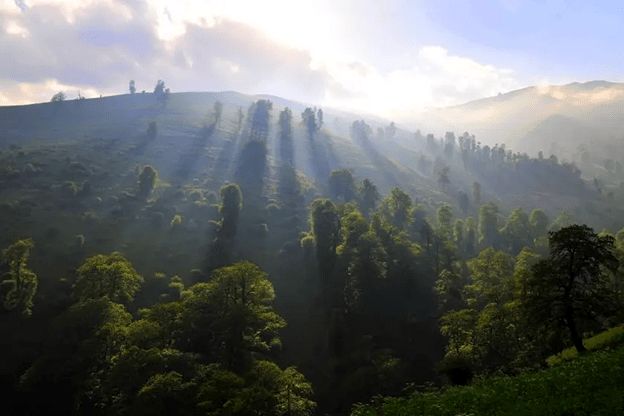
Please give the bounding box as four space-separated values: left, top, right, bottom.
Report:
424 80 624 164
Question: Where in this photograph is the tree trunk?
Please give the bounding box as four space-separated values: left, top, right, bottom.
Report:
565 306 586 353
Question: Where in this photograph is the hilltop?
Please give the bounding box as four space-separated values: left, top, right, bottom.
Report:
1 89 620 230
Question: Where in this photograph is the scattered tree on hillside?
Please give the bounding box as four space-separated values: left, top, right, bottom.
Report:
357 178 380 217
50 91 65 102
524 225 619 352
73 252 144 305
329 169 356 202
129 80 136 94
0 239 38 316
138 165 158 199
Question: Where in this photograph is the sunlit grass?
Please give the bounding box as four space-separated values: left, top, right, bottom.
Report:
546 325 624 367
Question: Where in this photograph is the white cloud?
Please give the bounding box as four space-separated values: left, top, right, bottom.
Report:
322 45 519 120
0 0 520 121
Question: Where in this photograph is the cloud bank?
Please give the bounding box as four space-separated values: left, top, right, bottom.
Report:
0 0 520 120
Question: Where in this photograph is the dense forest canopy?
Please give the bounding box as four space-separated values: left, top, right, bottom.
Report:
1 86 624 416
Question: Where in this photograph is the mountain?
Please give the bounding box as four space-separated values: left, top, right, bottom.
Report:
0 89 621 229
423 80 624 167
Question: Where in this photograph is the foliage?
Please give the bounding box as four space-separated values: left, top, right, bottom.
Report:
523 225 619 352
0 239 38 316
74 252 144 305
547 325 624 366
352 345 624 416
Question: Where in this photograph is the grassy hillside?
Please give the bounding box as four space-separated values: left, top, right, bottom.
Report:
352 345 624 416
1 90 621 230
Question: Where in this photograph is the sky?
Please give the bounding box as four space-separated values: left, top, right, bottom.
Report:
1 0 624 120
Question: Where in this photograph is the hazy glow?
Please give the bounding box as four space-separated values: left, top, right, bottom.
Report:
2 0 623 119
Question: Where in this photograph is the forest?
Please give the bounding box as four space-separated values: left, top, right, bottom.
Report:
1 86 624 416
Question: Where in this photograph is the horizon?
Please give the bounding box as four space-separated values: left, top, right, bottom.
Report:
3 1 624 120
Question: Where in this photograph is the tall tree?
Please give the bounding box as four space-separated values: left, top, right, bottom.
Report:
129 80 136 94
138 165 158 199
357 178 380 217
310 199 341 290
328 169 356 202
523 225 619 352
0 239 38 316
74 252 144 305
379 187 412 229
219 183 243 241
181 261 285 371
478 203 499 248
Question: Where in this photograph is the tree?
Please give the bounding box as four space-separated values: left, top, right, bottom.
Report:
0 239 38 316
50 91 65 102
523 225 619 352
328 169 356 202
379 187 412 229
74 252 144 305
357 178 380 217
138 165 158 199
478 203 499 248
437 204 454 240
153 80 166 95
219 183 243 240
181 262 285 370
129 80 136 94
472 182 481 206
310 199 341 289
529 209 549 238
301 108 318 137
500 208 532 254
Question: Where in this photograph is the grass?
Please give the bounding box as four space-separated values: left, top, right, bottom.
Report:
546 325 624 366
352 344 624 416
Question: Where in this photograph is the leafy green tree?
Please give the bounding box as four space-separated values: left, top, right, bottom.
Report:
74 252 144 305
0 239 37 316
437 204 454 240
550 211 573 231
478 202 499 248
357 178 380 216
328 169 356 202
138 165 158 199
20 298 132 415
500 208 532 254
310 199 341 289
181 262 285 370
523 225 619 352
276 366 316 416
133 371 196 416
338 209 387 313
529 209 549 238
379 187 412 229
465 247 515 307
219 183 243 240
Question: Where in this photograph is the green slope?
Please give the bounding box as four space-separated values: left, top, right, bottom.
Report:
352 345 624 416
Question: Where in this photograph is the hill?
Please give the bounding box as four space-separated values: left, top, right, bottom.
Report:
352 344 624 416
424 80 624 174
1 90 620 230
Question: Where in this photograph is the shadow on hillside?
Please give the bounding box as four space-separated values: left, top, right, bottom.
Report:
172 123 217 182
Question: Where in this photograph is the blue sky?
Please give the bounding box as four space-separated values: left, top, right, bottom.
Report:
0 0 622 118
